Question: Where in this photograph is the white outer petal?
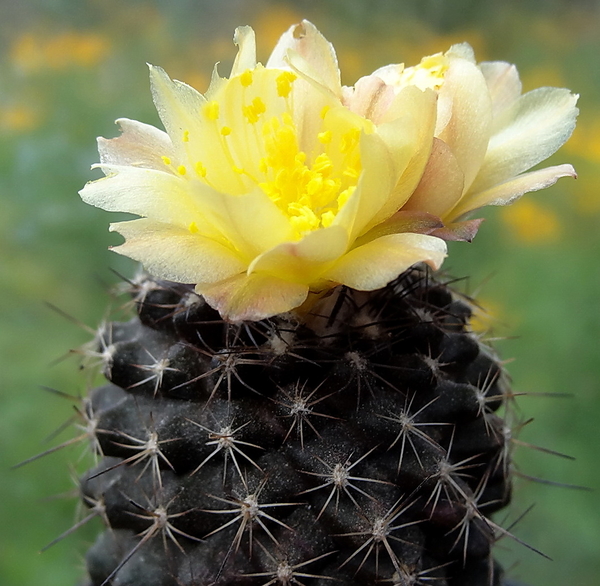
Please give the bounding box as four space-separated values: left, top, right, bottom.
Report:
230 26 256 77
479 61 522 119
266 20 341 97
450 163 576 220
98 118 173 169
471 87 579 194
109 219 246 284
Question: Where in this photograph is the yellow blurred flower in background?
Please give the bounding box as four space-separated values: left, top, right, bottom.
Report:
500 199 562 243
10 31 111 73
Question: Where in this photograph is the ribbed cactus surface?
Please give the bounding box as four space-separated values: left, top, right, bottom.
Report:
76 267 514 586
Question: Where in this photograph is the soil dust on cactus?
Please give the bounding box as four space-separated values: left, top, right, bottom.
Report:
25 17 580 586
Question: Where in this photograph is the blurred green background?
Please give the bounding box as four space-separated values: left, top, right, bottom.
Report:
1 0 599 584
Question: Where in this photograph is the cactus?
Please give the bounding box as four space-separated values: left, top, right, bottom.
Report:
39 19 580 586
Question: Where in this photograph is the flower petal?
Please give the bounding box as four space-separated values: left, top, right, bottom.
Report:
230 26 256 77
198 273 308 322
355 211 443 248
80 166 199 226
469 87 579 194
149 64 208 156
341 74 396 124
364 86 438 229
248 225 348 283
450 163 577 219
431 218 485 242
98 118 173 170
110 219 246 284
402 137 465 219
189 185 296 259
436 56 492 193
334 130 396 241
267 20 341 98
479 61 522 118
325 233 447 290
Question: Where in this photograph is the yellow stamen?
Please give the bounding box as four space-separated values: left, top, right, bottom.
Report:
242 97 266 124
177 165 187 175
189 221 199 233
320 105 330 119
204 101 220 121
240 69 253 87
161 156 172 166
182 130 190 143
195 161 207 177
221 126 232 136
276 71 297 98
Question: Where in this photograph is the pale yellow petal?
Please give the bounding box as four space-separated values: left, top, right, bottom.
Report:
479 61 522 118
230 26 256 77
98 118 173 170
436 56 492 192
188 185 296 259
363 86 438 230
341 74 395 124
266 20 341 98
446 43 476 62
110 219 246 284
80 166 201 228
470 87 579 194
403 138 465 217
334 131 395 241
325 233 447 290
370 63 405 86
449 163 577 220
198 273 308 322
149 65 206 141
248 225 348 283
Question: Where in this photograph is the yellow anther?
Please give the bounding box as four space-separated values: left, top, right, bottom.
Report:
189 221 199 234
318 130 332 144
182 130 190 143
242 98 266 124
321 211 335 228
320 105 330 119
240 69 253 87
177 165 187 175
232 165 245 175
252 96 266 114
276 71 297 98
312 153 333 176
204 101 220 121
221 126 232 136
343 165 361 180
195 161 207 177
337 186 356 209
161 156 172 166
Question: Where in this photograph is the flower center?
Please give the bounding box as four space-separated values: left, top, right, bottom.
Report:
257 110 362 234
164 67 366 238
398 53 449 91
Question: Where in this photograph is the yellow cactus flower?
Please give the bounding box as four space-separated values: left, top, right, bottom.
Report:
80 22 447 321
342 43 579 240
